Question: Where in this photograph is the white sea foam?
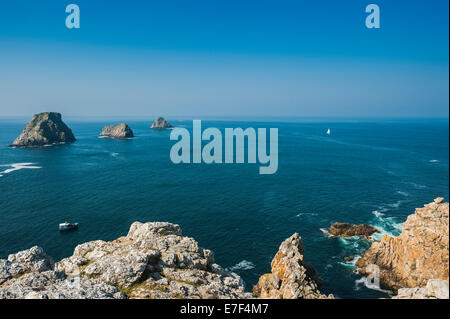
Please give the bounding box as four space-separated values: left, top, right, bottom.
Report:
396 190 409 197
226 260 255 272
429 160 439 163
320 228 331 237
370 210 403 240
339 255 361 269
408 182 427 189
111 152 119 157
354 277 393 296
296 211 318 217
0 163 42 177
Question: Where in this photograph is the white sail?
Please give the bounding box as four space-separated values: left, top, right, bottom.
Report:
327 129 331 135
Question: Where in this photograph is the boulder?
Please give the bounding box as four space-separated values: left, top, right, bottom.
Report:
393 279 449 299
10 112 76 147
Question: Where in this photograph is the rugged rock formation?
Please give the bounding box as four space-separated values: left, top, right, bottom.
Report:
253 233 332 299
99 123 134 138
10 112 76 147
150 117 173 129
356 198 449 291
393 279 449 299
0 222 252 299
328 222 378 238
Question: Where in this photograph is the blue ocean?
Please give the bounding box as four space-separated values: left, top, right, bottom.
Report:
0 117 448 299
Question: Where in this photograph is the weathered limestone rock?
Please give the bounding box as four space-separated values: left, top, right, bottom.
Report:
393 279 449 299
0 246 124 299
253 233 332 299
0 246 52 285
150 117 173 129
0 222 252 299
328 222 378 238
10 112 76 147
99 123 134 138
356 198 449 290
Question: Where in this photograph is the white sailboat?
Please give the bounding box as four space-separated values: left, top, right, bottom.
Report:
326 128 331 135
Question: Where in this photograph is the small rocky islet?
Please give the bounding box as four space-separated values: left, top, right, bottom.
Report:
10 112 76 147
150 117 174 129
99 123 134 139
327 222 379 238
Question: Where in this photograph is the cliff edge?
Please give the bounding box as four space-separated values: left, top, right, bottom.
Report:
0 222 251 299
356 197 449 291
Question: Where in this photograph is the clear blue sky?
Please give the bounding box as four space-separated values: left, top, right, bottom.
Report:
0 0 448 117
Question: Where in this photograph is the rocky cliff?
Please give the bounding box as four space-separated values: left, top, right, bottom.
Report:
99 123 134 138
10 112 76 147
150 117 173 129
356 198 449 291
393 279 449 299
0 222 251 299
253 233 332 299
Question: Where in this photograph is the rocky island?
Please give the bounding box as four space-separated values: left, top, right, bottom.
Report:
10 112 76 147
328 222 378 238
150 117 174 129
356 198 449 292
99 123 134 139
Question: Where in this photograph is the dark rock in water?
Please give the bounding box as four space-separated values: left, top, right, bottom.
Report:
99 123 134 138
150 117 173 129
328 222 378 238
345 256 354 262
10 112 76 147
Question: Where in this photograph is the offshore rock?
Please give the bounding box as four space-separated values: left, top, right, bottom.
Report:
150 117 173 129
328 222 378 238
253 233 332 299
99 123 134 138
356 198 449 290
10 112 76 147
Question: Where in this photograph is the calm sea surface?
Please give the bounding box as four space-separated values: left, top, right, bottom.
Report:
0 117 448 298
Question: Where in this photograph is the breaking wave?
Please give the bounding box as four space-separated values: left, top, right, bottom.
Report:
0 163 42 178
226 260 255 272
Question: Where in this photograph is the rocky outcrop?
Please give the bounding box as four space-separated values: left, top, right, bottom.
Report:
99 123 134 138
253 234 332 299
393 279 449 299
356 198 449 291
0 222 252 299
10 112 76 147
328 222 378 238
150 117 173 129
0 246 123 299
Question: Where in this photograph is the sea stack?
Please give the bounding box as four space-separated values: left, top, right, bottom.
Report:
253 233 332 299
10 112 76 147
150 117 173 129
99 123 134 139
356 198 449 291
